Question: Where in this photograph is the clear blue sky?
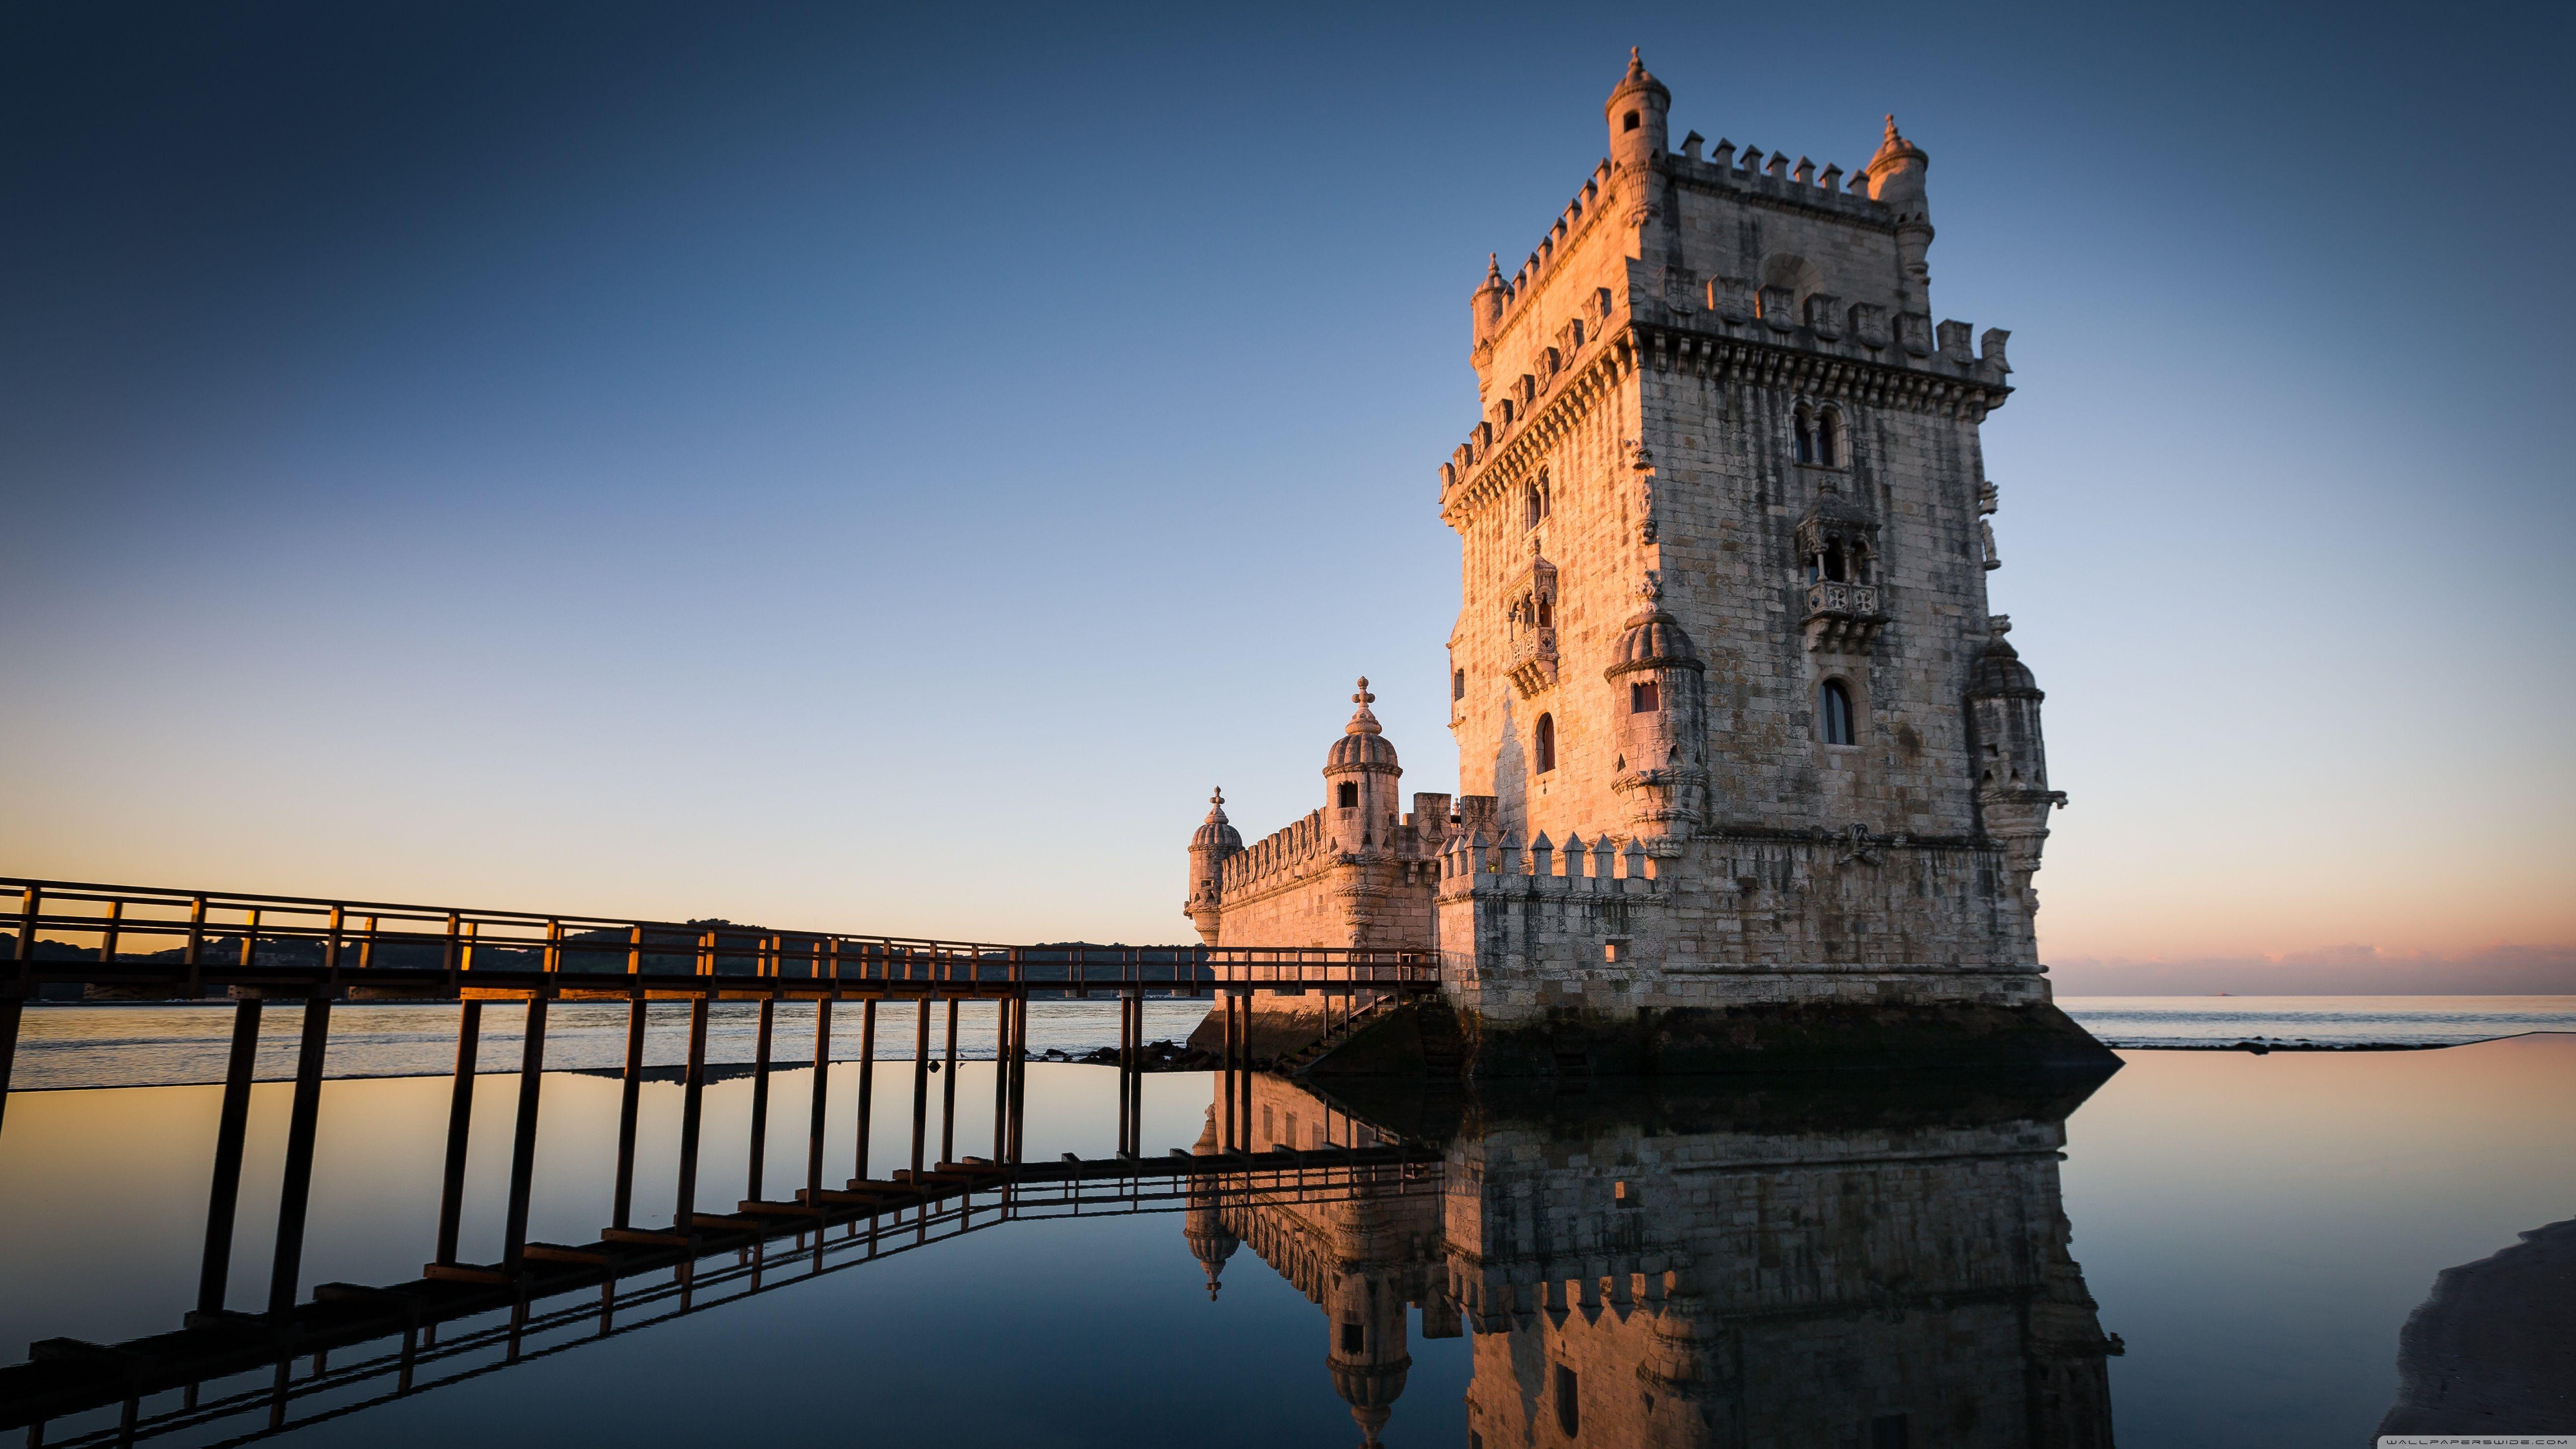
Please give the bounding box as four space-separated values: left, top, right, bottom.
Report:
4 1 2568 976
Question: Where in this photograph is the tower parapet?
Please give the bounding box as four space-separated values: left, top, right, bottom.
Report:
1199 52 2109 1075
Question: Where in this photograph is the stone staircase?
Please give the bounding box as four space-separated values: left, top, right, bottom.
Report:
1281 993 1468 1079
1274 993 1401 1074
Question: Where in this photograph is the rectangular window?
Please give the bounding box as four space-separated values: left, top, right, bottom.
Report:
1262 1105 1273 1142
1453 668 1466 700
1871 1414 1910 1449
1337 781 1359 809
1341 1322 1364 1354
1630 680 1660 713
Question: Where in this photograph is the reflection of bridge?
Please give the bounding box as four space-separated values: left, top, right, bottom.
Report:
7 1145 1437 1445
0 875 1443 1445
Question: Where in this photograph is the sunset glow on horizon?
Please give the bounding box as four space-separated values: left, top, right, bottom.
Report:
2 4 2567 991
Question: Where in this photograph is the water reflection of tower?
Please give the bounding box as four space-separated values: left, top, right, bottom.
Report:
1191 1071 2120 1448
1202 1076 1457 1446
1183 1107 1239 1300
1442 1080 2121 1449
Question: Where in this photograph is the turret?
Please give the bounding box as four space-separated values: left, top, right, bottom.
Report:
1323 678 1403 852
1604 47 1670 187
1967 615 2066 913
1324 1266 1413 1447
1470 253 1508 351
1185 787 1243 946
1181 1106 1238 1300
1863 115 1934 291
1605 575 1708 854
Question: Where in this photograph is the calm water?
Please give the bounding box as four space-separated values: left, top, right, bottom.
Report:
20 995 2575 1092
3 1017 2571 1446
2061 994 2576 1047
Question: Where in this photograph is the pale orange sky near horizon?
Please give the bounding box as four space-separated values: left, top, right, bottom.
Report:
2 9 2570 980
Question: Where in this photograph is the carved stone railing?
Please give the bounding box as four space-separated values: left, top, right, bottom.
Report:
1802 581 1886 652
1506 627 1559 696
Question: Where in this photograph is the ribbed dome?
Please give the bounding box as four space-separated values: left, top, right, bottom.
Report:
1605 46 1669 110
1866 113 1927 173
1325 677 1401 773
1968 615 2044 698
1190 789 1243 853
1330 1357 1412 1410
1605 605 1703 678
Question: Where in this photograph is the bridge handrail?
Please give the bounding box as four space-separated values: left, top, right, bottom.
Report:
1 876 1442 991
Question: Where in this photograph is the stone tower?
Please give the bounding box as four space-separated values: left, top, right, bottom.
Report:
1427 52 2108 1071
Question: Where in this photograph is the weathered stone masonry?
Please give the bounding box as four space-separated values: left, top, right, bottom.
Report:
1190 52 2104 1073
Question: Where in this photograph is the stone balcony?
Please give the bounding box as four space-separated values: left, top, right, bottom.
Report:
1507 627 1559 696
1802 581 1886 652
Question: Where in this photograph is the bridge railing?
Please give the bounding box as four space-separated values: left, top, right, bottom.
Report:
0 877 1442 998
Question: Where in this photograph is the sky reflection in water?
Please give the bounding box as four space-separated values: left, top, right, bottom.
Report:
2 1033 2569 1447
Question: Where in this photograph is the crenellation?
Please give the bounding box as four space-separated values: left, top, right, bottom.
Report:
1194 51 2104 1075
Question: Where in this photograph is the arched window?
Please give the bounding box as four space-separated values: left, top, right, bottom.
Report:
1817 407 1844 467
1535 713 1557 773
1819 680 1855 745
1793 407 1818 465
1452 668 1466 700
1524 477 1550 529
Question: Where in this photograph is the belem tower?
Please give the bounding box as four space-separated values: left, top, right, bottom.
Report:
1187 52 2111 1076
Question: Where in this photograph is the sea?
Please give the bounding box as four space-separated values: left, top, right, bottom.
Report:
2 997 2569 1448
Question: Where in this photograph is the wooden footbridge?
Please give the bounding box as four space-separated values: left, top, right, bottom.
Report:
0 876 1445 1447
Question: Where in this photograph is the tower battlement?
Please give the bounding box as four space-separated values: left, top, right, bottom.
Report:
1192 52 2109 1076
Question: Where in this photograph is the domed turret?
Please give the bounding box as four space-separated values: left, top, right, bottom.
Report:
1967 618 2042 698
1325 1270 1413 1448
1604 47 1671 181
1863 115 1934 287
1606 575 1709 853
1323 679 1403 850
1184 788 1243 946
1471 253 1509 349
1967 615 2066 915
1181 1107 1239 1300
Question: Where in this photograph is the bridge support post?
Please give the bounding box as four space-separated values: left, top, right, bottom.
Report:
806 998 832 1200
674 996 709 1227
611 997 646 1230
0 993 22 1140
1007 996 1026 1165
1115 994 1131 1154
746 996 775 1201
939 997 959 1166
267 991 332 1316
434 1000 480 1265
1221 993 1237 1150
909 998 931 1178
854 1000 876 1180
195 996 263 1314
991 995 1010 1161
501 997 548 1272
